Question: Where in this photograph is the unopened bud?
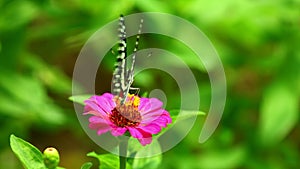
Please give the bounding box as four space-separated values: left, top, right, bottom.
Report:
43 147 60 169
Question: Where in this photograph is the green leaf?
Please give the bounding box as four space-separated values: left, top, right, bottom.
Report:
69 95 92 105
22 54 72 95
140 92 149 98
87 152 132 169
10 134 46 169
197 146 246 169
259 83 299 145
169 109 206 121
132 140 162 169
156 109 205 138
0 1 38 30
0 72 66 126
81 162 93 169
135 0 171 13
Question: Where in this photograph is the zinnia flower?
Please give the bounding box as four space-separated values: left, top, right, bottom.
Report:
83 93 172 146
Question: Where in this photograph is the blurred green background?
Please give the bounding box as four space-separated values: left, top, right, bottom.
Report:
0 0 299 168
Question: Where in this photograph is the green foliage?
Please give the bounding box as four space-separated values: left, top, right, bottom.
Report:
87 152 132 169
85 139 164 169
156 110 205 138
260 82 299 145
87 148 162 169
2 0 300 168
132 155 161 169
169 110 206 120
80 162 93 169
10 134 46 169
69 95 92 106
197 146 246 169
131 140 162 169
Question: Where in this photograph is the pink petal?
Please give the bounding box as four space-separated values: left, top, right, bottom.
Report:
111 127 127 136
95 96 115 115
128 127 152 146
102 93 114 99
139 98 163 113
83 110 100 116
88 116 111 128
139 98 149 109
141 111 172 127
137 123 161 134
89 116 108 123
141 108 165 120
84 94 116 117
97 127 111 135
150 115 172 128
163 112 172 123
88 116 112 135
138 137 152 146
97 93 116 109
84 100 106 116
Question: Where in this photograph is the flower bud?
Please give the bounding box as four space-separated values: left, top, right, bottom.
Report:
43 147 60 169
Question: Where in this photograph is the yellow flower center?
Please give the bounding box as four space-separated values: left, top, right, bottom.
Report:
126 94 140 108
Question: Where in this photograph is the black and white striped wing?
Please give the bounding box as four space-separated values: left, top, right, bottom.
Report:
112 15 127 101
112 14 143 104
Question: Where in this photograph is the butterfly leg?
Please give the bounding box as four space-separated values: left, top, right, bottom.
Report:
129 87 140 95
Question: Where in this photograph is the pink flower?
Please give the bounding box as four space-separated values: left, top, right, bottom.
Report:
83 93 172 146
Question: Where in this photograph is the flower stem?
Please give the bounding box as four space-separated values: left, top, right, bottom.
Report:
119 138 128 169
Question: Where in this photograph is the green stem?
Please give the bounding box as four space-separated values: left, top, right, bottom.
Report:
119 139 128 169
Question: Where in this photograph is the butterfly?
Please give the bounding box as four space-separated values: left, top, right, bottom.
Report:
111 14 143 104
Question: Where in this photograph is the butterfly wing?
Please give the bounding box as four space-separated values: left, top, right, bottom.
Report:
112 15 143 104
112 15 127 102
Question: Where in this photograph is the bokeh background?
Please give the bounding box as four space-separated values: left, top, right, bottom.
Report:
1 0 299 168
